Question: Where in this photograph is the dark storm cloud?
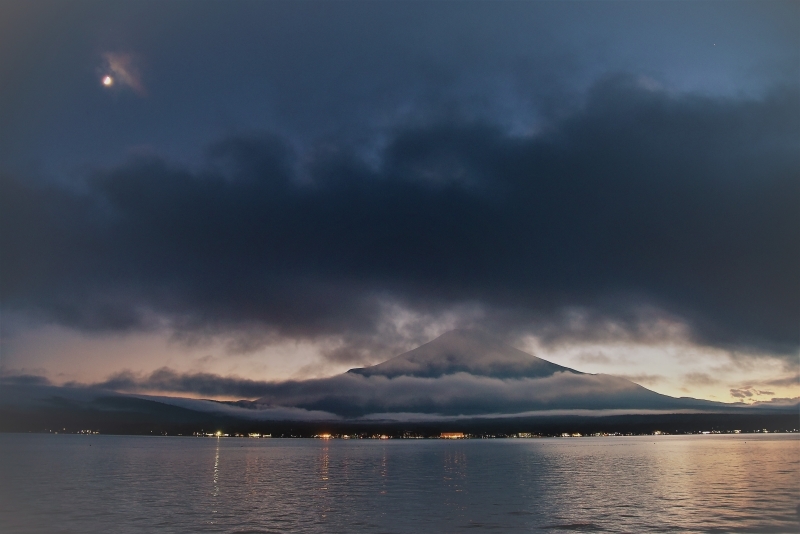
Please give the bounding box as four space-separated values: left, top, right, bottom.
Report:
1 1 796 175
2 77 797 358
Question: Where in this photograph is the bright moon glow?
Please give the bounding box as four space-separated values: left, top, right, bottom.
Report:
102 75 114 87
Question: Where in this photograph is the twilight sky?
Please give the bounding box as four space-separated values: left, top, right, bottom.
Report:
1 0 797 404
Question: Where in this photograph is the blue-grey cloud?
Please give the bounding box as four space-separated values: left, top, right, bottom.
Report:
2 77 797 360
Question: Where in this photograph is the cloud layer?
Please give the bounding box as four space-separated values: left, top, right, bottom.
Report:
2 76 797 361
59 366 706 418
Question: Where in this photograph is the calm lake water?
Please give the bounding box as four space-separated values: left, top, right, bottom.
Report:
0 433 798 533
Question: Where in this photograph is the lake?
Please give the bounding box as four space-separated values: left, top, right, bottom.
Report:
0 433 797 533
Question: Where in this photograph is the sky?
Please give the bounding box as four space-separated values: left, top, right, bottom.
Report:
1 0 798 405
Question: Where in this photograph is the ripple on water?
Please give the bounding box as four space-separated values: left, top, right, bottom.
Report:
0 434 798 533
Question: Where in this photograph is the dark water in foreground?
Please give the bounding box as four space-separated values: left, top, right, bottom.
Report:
0 434 798 533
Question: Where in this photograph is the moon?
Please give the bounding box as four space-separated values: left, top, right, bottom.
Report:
102 75 114 87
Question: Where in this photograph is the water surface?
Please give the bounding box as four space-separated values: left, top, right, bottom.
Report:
1 433 797 533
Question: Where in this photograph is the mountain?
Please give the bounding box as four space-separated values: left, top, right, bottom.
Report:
250 329 729 417
348 329 579 379
4 330 795 428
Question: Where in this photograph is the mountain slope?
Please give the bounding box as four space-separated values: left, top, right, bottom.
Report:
348 329 579 379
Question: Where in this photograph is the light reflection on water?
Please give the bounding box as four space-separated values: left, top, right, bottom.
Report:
0 434 797 533
210 438 220 525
